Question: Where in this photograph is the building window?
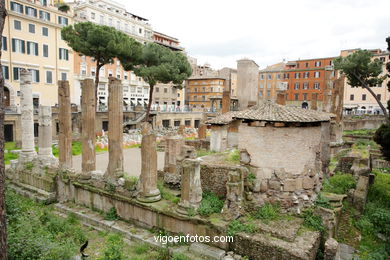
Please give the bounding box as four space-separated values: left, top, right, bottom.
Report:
99 15 104 25
80 66 86 76
305 62 309 67
277 74 281 79
164 88 168 93
377 94 381 100
91 12 95 19
27 41 38 56
260 84 264 89
260 74 264 80
314 71 320 78
59 48 69 60
259 91 263 97
294 94 299 101
304 72 309 78
14 20 21 30
294 82 300 90
137 87 142 93
2 36 7 51
350 94 354 101
267 90 271 97
267 83 271 89
40 0 48 6
29 69 39 83
42 27 48 36
155 87 159 93
13 67 22 80
2 66 9 80
58 16 68 26
43 44 48 57
11 38 25 53
91 67 96 76
202 95 206 101
124 73 128 80
303 93 308 100
295 72 300 79
25 6 37 17
303 82 309 89
315 61 321 67
28 24 35 33
46 71 53 84
10 2 24 13
267 74 272 80
39 11 50 21
61 72 67 81
362 94 366 101
314 82 320 89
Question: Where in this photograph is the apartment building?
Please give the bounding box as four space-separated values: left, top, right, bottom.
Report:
70 0 153 108
284 57 336 109
258 62 288 101
186 76 226 111
341 48 390 115
3 0 75 108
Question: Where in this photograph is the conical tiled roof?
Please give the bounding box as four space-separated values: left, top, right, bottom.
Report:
234 100 333 123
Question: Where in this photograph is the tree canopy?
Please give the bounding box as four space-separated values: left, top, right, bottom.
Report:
334 49 388 119
120 43 192 121
61 22 142 96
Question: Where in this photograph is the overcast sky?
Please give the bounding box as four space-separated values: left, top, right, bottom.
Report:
117 0 389 70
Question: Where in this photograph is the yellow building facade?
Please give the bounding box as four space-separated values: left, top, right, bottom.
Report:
3 0 74 109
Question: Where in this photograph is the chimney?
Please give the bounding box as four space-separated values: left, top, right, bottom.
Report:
221 76 231 113
276 92 286 105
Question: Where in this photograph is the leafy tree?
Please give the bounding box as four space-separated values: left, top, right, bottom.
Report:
120 43 192 122
374 37 390 160
334 49 388 121
61 22 142 98
0 2 7 258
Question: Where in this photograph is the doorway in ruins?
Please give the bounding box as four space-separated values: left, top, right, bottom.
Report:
301 102 308 109
4 124 13 142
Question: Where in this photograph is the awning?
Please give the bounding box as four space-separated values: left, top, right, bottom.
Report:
344 105 358 109
123 99 130 105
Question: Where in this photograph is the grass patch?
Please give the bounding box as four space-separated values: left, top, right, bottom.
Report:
5 141 18 150
99 233 124 260
253 203 281 222
196 149 216 157
104 207 119 221
315 193 333 209
302 209 325 232
322 172 356 194
227 219 257 236
157 181 180 204
172 253 189 260
197 191 224 216
343 129 376 136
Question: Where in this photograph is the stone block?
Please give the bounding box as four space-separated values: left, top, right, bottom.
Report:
353 176 369 213
269 180 281 190
260 181 268 192
303 176 314 190
189 242 226 260
283 179 297 192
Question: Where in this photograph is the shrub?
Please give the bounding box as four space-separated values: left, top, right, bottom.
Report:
133 243 149 254
197 191 224 216
226 149 240 163
104 207 119 221
374 123 390 161
322 172 356 194
253 203 281 221
315 194 333 209
99 233 125 260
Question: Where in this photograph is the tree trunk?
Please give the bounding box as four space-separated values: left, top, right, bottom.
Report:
94 60 102 108
145 84 154 123
0 3 8 259
353 71 390 123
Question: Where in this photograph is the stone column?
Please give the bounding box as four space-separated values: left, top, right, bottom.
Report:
324 238 339 260
222 167 245 220
58 80 72 169
164 135 185 174
38 106 57 166
222 91 231 113
198 124 207 140
176 158 203 215
81 79 96 175
106 78 124 179
137 122 161 202
19 69 37 163
311 93 318 110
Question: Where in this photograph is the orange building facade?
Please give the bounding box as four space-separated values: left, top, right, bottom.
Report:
186 76 226 111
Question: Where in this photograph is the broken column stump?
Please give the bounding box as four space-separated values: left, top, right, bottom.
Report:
58 80 73 169
176 158 203 216
18 69 37 164
222 167 245 220
38 105 58 167
137 123 161 203
164 135 185 174
198 124 207 140
81 79 96 178
105 77 124 179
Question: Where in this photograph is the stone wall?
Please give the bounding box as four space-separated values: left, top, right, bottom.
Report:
199 163 232 197
238 123 327 211
343 116 386 131
155 112 204 128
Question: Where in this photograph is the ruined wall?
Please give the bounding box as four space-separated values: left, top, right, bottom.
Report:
237 59 259 110
238 123 325 210
343 117 386 131
210 125 228 152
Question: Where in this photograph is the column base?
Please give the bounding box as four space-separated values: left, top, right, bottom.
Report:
137 189 161 203
18 150 37 164
176 201 199 216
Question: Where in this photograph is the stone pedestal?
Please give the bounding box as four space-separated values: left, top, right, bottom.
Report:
81 79 96 176
137 123 161 202
38 106 58 166
105 78 124 179
176 158 203 215
198 124 207 140
324 238 339 260
19 69 37 163
58 80 72 169
164 135 185 174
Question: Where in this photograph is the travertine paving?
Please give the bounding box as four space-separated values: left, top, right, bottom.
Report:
72 148 165 177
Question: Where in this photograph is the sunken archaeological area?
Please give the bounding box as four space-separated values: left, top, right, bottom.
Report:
5 66 389 260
